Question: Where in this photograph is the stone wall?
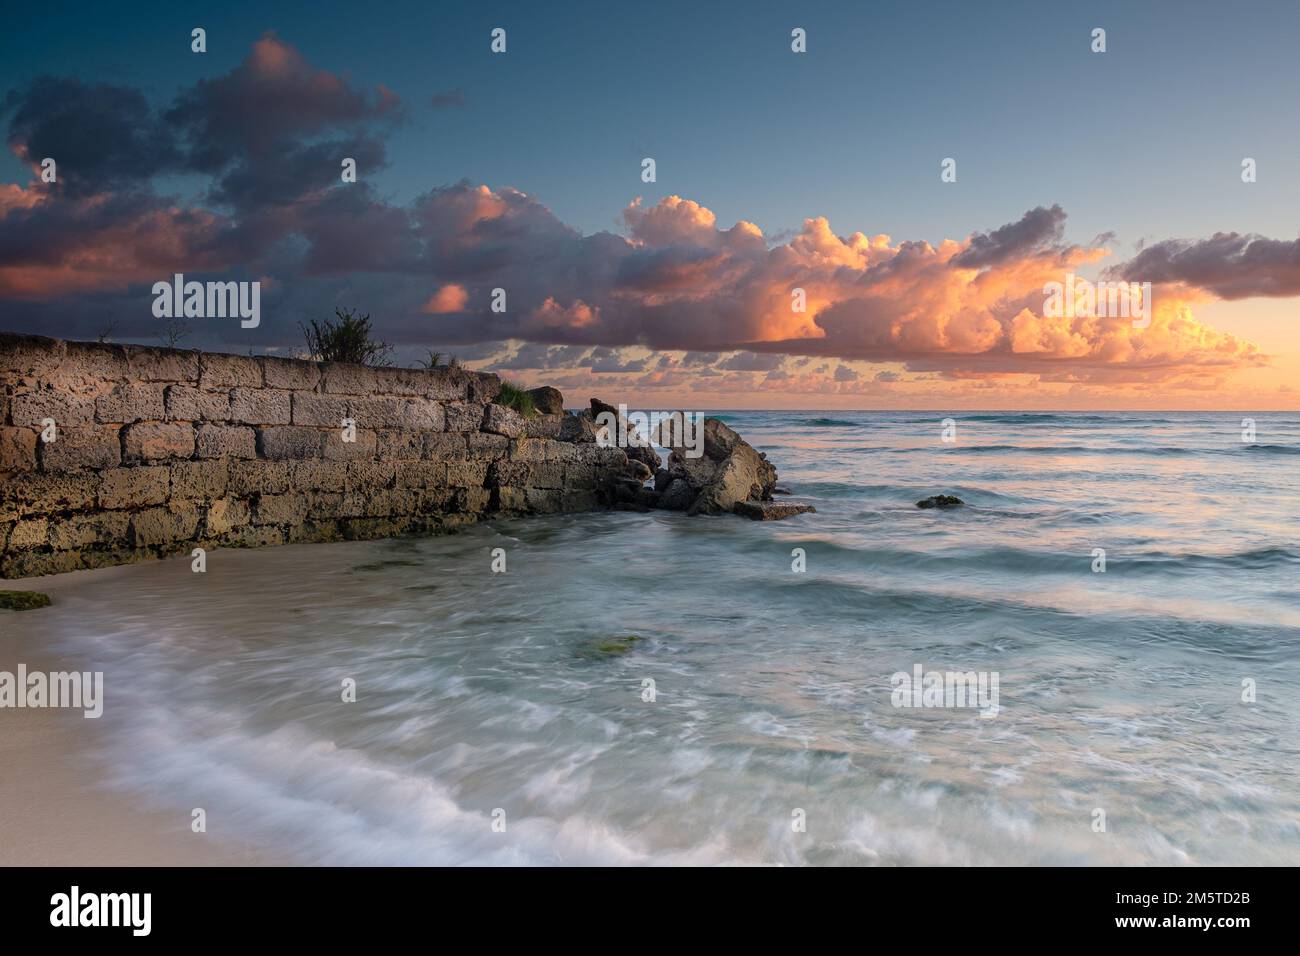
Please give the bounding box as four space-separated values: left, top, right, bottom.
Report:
0 333 633 578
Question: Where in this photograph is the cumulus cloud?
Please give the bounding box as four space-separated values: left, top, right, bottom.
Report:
0 35 1278 391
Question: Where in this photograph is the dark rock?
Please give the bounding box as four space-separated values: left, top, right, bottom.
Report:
626 458 653 482
559 410 600 443
587 397 660 471
660 418 777 515
733 500 816 521
526 386 565 416
656 478 696 511
916 494 964 509
635 486 660 508
625 443 662 472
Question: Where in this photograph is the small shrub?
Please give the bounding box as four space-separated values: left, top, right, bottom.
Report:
418 350 461 369
301 308 392 366
496 381 536 417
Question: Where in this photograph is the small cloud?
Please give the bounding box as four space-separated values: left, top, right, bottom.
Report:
421 283 468 313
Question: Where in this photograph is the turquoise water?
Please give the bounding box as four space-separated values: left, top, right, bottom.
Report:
24 411 1300 864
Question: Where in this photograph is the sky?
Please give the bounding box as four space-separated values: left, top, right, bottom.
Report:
2 0 1299 409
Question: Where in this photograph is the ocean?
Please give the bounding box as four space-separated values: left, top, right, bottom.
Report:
17 411 1300 865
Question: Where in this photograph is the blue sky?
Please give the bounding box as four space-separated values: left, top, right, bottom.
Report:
3 0 1299 408
7 0 1298 248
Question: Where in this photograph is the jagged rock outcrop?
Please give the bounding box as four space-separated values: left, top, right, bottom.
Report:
651 414 812 520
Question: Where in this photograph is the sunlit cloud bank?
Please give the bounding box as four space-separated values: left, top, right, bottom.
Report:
2 34 1295 407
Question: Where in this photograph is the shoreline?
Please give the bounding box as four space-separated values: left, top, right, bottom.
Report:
1 595 278 866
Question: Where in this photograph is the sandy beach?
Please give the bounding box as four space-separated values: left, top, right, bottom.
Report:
1 585 274 866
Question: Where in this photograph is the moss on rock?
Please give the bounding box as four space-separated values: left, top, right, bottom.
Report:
0 590 52 611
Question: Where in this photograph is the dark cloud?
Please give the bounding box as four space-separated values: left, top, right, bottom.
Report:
165 32 401 167
950 204 1068 269
1113 232 1300 299
2 77 182 196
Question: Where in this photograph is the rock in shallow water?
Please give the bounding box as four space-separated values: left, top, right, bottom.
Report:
0 589 51 610
916 494 965 509
733 500 817 521
654 416 777 515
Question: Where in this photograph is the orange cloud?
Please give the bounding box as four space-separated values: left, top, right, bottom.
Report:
421 283 468 313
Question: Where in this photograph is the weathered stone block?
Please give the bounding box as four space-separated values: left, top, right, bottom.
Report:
443 402 485 432
129 505 200 547
0 473 97 521
39 426 122 471
64 341 129 382
258 426 324 460
196 423 257 459
165 385 231 421
572 443 628 467
204 497 250 535
488 460 530 487
99 466 170 509
511 438 578 463
495 487 528 511
124 345 200 383
467 432 510 459
96 383 166 423
49 512 130 551
304 493 345 519
170 460 229 500
422 368 468 401
396 462 444 489
399 399 444 431
291 393 349 427
200 353 262 388
454 487 492 513
529 462 566 489
564 463 600 491
321 363 378 395
374 366 440 397
524 488 565 513
423 433 466 460
11 391 95 428
230 387 291 425
0 427 38 472
376 430 424 460
321 429 376 461
223 525 287 549
229 460 292 495
8 518 48 549
523 414 563 439
123 422 195 461
2 550 83 577
260 355 320 391
0 333 66 377
483 404 526 438
468 372 501 404
292 461 348 492
252 494 308 526
347 396 407 428
346 461 395 491
444 460 488 488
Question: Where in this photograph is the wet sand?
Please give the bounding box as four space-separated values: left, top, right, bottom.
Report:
1 596 275 866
